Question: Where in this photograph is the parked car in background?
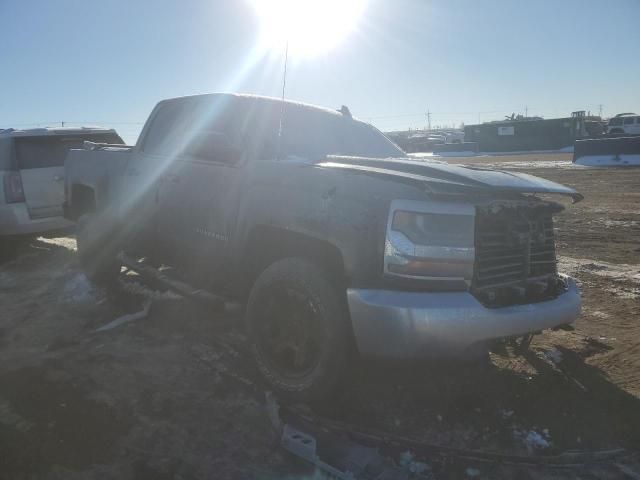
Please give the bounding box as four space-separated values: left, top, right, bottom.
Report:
607 113 640 135
64 94 582 402
0 127 123 252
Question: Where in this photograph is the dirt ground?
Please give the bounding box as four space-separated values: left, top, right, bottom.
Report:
1 153 639 479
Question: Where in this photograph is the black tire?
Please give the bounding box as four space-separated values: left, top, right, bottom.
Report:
246 258 351 403
76 213 121 285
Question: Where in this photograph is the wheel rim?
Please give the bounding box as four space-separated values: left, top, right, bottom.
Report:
255 285 324 379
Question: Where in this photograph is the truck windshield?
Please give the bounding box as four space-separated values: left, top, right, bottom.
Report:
247 102 405 161
281 110 405 160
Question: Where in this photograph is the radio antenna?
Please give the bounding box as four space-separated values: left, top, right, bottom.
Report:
276 40 289 160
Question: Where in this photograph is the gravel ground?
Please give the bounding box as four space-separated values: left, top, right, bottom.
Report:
1 153 639 479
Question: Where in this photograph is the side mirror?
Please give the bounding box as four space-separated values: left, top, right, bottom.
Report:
185 131 241 163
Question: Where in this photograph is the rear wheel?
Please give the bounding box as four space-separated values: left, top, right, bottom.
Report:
246 258 351 403
76 213 121 285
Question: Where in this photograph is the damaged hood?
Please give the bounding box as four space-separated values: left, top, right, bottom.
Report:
318 156 583 202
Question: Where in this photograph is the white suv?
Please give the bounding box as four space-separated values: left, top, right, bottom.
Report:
0 127 122 244
607 113 640 135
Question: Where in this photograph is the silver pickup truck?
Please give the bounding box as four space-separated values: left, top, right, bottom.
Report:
64 93 582 401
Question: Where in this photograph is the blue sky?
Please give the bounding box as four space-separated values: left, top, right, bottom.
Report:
1 0 638 144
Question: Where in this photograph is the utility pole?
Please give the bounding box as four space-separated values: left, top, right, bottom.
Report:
525 106 528 118
426 109 431 132
598 104 603 118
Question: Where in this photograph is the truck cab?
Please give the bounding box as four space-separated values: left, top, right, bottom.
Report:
607 113 640 135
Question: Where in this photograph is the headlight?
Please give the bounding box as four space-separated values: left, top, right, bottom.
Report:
384 200 475 281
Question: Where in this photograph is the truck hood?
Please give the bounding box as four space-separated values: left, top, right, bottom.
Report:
317 156 583 202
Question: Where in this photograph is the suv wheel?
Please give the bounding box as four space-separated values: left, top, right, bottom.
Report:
246 258 351 403
76 213 121 285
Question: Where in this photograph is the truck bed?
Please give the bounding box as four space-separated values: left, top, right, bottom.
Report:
63 143 133 219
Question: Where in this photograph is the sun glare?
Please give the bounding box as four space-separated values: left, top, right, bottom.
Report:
250 0 367 58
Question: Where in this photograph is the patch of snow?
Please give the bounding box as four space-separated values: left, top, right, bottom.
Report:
435 151 479 157
465 467 481 477
500 409 515 420
601 219 639 229
544 348 563 364
480 148 573 156
38 236 76 251
574 154 640 167
557 257 640 285
472 160 575 170
399 451 431 475
513 428 552 452
63 273 95 303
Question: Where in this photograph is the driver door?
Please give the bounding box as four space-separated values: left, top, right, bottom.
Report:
155 96 246 290
118 100 191 257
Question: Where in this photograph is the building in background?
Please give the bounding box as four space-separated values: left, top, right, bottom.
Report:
464 111 605 153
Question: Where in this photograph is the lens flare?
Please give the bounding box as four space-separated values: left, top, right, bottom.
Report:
250 0 366 57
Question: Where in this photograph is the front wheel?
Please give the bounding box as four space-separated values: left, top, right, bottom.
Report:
76 213 121 285
246 258 351 403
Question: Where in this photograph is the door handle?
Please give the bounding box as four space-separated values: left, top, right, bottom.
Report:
166 173 181 184
53 175 64 182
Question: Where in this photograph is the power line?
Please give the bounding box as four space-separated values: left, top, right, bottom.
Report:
0 121 145 129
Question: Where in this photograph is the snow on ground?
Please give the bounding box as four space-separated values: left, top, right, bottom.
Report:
475 160 575 170
63 272 96 303
38 236 76 251
543 348 563 364
409 147 574 159
558 257 640 285
399 451 431 475
558 256 640 300
574 154 640 167
512 428 553 452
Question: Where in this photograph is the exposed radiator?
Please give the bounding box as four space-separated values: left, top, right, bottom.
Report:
472 202 563 307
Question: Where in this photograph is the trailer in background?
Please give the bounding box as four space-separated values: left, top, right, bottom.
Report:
573 135 640 166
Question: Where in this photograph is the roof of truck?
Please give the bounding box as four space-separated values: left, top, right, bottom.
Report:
0 126 118 138
160 93 353 120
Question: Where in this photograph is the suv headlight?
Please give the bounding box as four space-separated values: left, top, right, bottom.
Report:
384 200 475 281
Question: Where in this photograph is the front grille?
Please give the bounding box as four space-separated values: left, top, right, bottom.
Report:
472 202 562 307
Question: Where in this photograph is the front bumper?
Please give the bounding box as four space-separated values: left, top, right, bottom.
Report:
347 275 581 358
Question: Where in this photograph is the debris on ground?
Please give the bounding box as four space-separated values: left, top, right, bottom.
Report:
281 423 412 479
465 467 481 477
513 428 553 452
500 409 515 420
94 302 151 332
399 450 431 476
544 348 563 364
